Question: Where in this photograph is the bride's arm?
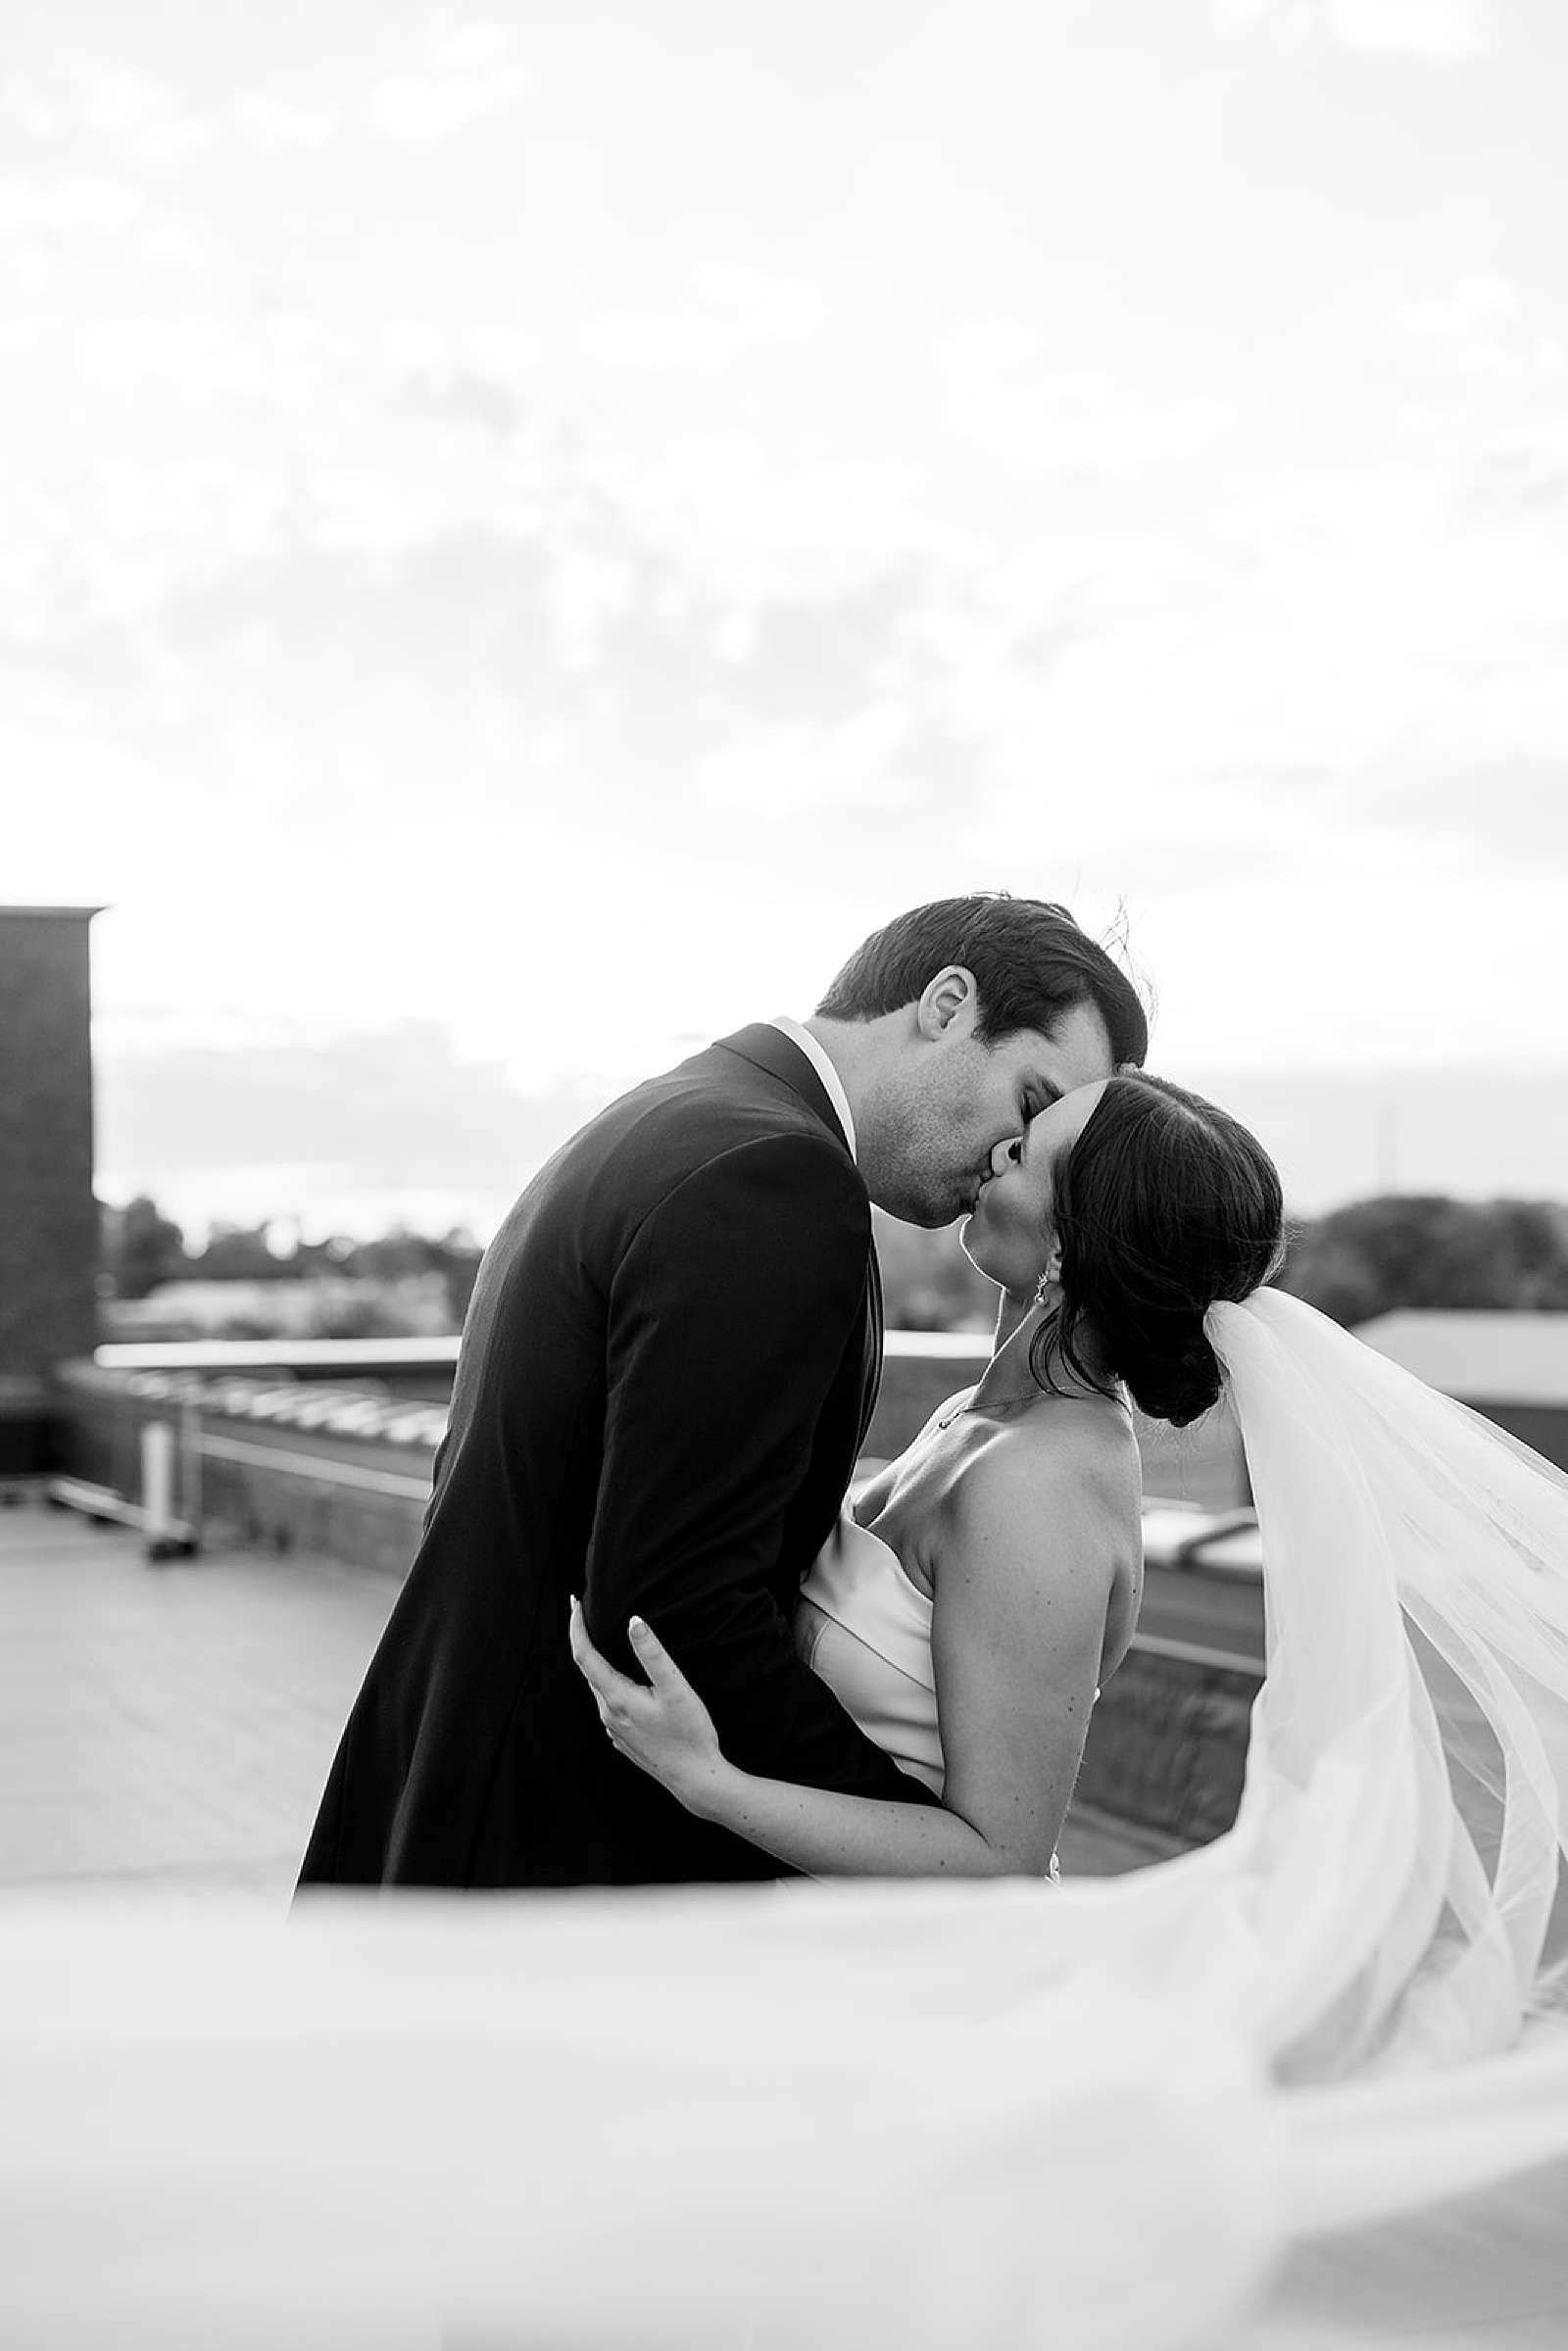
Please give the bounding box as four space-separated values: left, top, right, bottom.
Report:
572 1603 1005 1875
568 1445 1124 1880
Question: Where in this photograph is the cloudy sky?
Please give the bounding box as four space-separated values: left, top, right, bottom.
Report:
6 0 1566 1238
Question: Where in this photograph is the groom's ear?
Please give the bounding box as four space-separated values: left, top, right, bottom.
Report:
916 965 978 1040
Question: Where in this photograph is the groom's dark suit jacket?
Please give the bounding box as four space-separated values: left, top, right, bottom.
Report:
297 1023 938 1888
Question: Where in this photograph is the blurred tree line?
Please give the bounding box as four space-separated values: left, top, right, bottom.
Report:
100 1199 484 1334
101 1191 1568 1342
877 1194 1568 1334
1275 1196 1568 1324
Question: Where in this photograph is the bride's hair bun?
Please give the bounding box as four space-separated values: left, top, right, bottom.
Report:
1121 1330 1223 1430
1040 1075 1284 1430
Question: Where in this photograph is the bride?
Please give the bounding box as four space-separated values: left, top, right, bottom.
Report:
572 1070 1568 2075
572 1070 1283 1881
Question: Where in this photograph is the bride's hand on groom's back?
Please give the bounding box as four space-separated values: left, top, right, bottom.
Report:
568 1599 727 1811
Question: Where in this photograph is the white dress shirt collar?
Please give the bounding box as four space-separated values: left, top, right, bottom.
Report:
768 1016 857 1160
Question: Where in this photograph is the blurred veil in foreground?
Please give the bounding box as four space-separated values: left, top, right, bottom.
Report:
4 1292 1568 2347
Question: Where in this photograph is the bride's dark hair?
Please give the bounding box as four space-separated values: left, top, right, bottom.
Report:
1035 1075 1285 1428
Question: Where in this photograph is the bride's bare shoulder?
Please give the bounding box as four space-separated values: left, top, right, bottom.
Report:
948 1400 1141 1540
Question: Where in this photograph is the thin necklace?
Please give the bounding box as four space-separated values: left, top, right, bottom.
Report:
937 1308 1127 1432
934 1389 1040 1430
937 1309 1055 1430
935 1379 1131 1431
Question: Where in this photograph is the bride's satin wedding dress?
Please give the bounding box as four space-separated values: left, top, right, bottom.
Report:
5 1291 1568 2348
795 1509 947 1793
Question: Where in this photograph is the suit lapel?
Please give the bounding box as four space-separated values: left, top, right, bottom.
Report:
858 1240 885 1452
714 1023 850 1152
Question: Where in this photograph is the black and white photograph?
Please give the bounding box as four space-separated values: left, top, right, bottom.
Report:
2 3 1566 2344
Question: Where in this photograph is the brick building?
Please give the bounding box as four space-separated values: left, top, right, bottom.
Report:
0 906 102 1390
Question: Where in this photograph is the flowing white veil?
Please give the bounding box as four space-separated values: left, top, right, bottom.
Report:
4 1290 1568 2347
1202 1285 1568 2077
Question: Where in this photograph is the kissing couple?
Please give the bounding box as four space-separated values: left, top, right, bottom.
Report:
299 894 1568 2074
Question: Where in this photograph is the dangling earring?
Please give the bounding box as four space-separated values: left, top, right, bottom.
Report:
1035 1247 1061 1309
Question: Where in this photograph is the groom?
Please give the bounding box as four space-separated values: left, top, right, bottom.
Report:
297 894 1147 1889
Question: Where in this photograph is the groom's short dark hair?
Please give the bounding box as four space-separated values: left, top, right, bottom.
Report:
815 893 1149 1067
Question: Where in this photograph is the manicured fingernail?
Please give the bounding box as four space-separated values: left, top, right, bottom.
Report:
629 1615 647 1636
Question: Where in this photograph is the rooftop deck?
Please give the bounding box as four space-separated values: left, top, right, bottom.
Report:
0 1492 1175 1898
0 1497 384 1897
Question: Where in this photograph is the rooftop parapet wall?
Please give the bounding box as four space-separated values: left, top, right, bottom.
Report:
52 1354 1262 1853
83 1331 1254 1514
54 1360 444 1581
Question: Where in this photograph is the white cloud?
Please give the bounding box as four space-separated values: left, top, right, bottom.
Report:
581 310 736 372
650 439 930 560
136 223 207 270
956 370 1233 472
83 72 209 165
457 324 539 388
0 303 555 641
63 309 539 434
368 62 530 141
549 549 639 669
1398 273 1517 341
691 263 823 343
375 317 463 379
945 435 1568 905
8 244 50 289
74 312 345 406
754 460 930 554
1323 0 1495 54
1134 869 1568 1082
0 717 213 902
1215 0 1497 58
0 76 59 138
1406 406 1568 529
582 266 825 373
0 177 144 234
697 705 914 820
434 23 528 73
1396 275 1561 386
83 73 173 132
932 319 1045 377
237 94 337 151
